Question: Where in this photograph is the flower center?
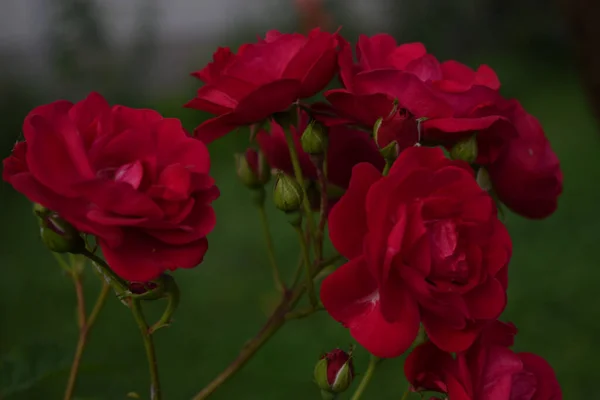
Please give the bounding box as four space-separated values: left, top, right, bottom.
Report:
427 220 469 286
97 160 144 190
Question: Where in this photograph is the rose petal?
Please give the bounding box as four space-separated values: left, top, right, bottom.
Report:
328 163 381 259
100 233 208 281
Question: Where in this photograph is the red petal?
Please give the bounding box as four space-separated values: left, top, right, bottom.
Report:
464 278 506 320
328 163 380 259
475 65 500 90
423 315 480 353
356 34 398 70
518 353 562 400
353 70 454 118
321 257 420 358
404 341 453 393
234 79 302 121
100 233 208 281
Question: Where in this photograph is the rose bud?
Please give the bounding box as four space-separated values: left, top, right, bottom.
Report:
301 120 328 156
234 148 271 189
34 204 85 254
314 349 355 397
273 172 304 213
450 134 478 164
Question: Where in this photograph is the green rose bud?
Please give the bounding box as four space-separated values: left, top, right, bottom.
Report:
450 135 478 164
301 120 328 155
34 204 85 254
235 148 271 189
273 173 304 213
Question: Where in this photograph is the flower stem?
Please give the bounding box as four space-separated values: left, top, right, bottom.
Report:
350 355 381 400
130 299 162 400
63 277 110 400
257 200 286 292
294 225 318 308
315 160 328 262
282 126 317 239
192 256 339 399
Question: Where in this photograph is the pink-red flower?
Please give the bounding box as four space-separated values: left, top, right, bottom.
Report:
323 33 562 219
405 321 562 400
320 146 511 358
186 29 339 143
3 92 219 281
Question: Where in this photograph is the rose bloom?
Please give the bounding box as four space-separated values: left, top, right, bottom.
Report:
405 321 563 400
324 34 562 219
186 29 339 143
256 113 384 207
3 93 219 281
320 146 511 358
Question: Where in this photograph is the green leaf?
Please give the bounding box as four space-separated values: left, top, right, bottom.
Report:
0 342 73 397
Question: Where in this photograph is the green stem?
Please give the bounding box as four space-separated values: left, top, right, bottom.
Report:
63 279 110 400
257 201 286 292
315 160 328 262
82 249 129 295
290 252 305 289
192 255 338 399
282 126 317 239
382 162 392 176
131 300 161 400
294 225 318 308
285 304 323 320
350 355 381 400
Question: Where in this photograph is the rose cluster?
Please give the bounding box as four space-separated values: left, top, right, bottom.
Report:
184 29 562 398
2 27 563 399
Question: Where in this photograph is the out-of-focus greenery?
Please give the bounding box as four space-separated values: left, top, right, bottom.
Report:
1 27 599 400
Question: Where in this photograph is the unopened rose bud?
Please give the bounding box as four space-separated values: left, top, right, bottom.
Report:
34 204 85 254
314 349 355 397
450 135 478 164
235 149 271 189
301 120 328 155
273 172 304 212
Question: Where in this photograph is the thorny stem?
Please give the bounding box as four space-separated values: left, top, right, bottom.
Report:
131 299 162 400
63 274 110 400
350 355 381 400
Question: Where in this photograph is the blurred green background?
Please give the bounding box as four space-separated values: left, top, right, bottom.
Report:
1 0 599 399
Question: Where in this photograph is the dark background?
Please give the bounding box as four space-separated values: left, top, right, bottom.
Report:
1 0 599 398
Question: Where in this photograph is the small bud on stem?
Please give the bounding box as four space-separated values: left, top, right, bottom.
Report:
34 204 85 254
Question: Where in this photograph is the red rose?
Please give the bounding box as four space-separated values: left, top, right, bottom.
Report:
256 113 384 201
324 34 502 161
320 147 511 358
487 104 563 219
2 93 219 281
324 34 562 219
405 321 563 400
425 100 563 219
186 29 339 143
